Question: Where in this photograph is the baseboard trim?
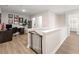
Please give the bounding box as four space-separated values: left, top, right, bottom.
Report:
52 36 68 54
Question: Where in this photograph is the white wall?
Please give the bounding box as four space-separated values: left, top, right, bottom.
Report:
48 11 56 28
31 11 66 28
0 8 1 13
31 11 49 28
56 14 66 27
1 12 8 24
48 11 66 28
1 11 30 24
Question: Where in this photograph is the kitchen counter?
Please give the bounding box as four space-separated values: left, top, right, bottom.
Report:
27 27 68 54
27 27 63 35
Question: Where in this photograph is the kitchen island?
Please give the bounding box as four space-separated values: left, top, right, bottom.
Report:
27 27 68 54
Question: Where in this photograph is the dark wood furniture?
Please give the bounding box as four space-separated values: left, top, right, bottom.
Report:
0 29 13 43
12 27 18 34
18 28 24 35
28 20 32 28
12 27 24 35
0 26 24 44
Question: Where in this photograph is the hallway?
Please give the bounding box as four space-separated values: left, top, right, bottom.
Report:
56 32 79 54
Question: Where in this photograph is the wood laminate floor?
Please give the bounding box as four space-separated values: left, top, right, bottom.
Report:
1 31 79 54
0 34 35 54
56 32 79 54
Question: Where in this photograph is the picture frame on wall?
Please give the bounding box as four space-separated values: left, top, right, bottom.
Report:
8 19 13 24
8 14 13 18
19 17 23 23
14 15 19 23
14 15 19 19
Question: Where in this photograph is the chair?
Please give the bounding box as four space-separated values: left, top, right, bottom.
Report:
12 27 19 36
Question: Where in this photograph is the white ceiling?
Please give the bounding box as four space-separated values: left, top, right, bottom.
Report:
0 5 79 15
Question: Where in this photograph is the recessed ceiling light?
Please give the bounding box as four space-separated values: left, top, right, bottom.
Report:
22 9 26 12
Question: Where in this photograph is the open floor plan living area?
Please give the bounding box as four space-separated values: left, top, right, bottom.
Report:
0 5 79 54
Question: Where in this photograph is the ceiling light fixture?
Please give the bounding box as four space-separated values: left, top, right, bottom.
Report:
22 9 26 12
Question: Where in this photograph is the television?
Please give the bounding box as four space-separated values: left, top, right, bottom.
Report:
6 24 12 30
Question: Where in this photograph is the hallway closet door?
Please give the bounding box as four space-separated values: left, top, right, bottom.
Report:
68 13 79 34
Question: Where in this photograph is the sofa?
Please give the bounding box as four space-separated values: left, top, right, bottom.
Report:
0 29 13 43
